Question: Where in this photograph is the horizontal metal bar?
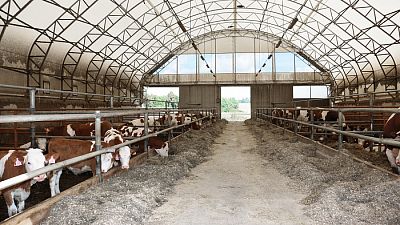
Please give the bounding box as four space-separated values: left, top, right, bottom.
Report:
256 107 400 113
0 108 216 124
258 113 400 148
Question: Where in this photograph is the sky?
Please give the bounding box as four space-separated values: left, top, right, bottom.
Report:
146 87 179 96
221 86 250 100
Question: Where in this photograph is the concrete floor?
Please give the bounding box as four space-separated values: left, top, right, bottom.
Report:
144 122 315 225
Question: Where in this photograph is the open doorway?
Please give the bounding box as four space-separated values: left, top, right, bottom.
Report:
221 86 251 121
144 87 179 108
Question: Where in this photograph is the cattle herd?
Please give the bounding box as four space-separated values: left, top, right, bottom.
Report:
0 111 214 218
269 107 400 174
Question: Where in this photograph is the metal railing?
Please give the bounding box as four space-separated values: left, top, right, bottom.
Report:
0 108 216 191
255 107 400 151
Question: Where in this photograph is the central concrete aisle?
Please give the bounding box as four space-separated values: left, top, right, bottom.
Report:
144 122 315 225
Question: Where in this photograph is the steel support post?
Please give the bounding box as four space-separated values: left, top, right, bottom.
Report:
144 112 149 158
369 93 374 150
167 109 171 143
338 110 343 150
310 109 314 140
29 88 36 146
110 96 114 108
294 110 298 134
95 111 103 182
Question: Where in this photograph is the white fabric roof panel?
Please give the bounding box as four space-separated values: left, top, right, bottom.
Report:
0 0 399 95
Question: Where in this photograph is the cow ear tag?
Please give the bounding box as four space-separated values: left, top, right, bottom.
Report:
14 158 23 167
49 157 56 164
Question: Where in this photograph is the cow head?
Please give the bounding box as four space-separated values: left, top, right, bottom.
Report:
25 148 47 182
155 142 169 157
104 128 124 145
44 127 53 135
36 138 48 151
117 146 131 169
100 153 114 173
184 116 192 125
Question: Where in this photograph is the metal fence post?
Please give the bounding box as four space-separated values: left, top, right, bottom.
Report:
110 96 114 108
144 111 149 158
167 109 171 143
29 88 36 147
338 110 343 150
294 110 298 134
310 109 314 140
369 93 374 151
95 111 103 182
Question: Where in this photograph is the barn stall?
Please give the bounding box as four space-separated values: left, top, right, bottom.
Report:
0 0 400 224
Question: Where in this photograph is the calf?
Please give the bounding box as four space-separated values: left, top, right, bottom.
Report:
44 120 113 137
383 109 400 174
118 124 151 137
19 137 48 151
134 136 169 157
314 110 347 142
0 149 47 217
46 129 129 196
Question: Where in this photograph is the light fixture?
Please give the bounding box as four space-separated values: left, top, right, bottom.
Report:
228 25 234 28
237 4 244 8
276 39 282 48
287 18 298 29
268 54 273 59
177 20 187 32
192 42 198 50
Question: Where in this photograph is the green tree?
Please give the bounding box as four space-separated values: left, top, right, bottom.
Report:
221 97 239 112
239 97 250 103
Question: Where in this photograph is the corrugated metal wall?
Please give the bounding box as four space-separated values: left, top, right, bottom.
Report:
251 84 293 118
179 85 221 116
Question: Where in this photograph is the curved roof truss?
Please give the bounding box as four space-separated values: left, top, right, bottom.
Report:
0 0 399 97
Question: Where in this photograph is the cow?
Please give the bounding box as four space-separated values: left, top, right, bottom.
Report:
313 110 347 142
119 125 147 137
293 109 310 131
46 128 129 196
19 137 48 151
133 136 169 157
0 149 47 217
271 109 285 126
44 120 113 137
382 108 400 174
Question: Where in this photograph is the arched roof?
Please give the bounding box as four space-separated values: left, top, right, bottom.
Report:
0 0 399 96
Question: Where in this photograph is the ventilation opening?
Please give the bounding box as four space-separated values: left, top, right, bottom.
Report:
221 86 250 121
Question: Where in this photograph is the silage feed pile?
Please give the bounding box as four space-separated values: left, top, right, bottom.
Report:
246 119 400 225
41 120 226 225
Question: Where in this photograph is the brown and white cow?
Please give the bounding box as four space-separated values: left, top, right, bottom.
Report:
133 136 169 157
46 128 130 196
19 138 48 151
313 110 347 142
44 120 113 137
383 108 400 174
118 124 152 137
0 149 47 217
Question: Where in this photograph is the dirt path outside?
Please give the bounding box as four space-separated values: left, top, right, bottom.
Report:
144 122 315 225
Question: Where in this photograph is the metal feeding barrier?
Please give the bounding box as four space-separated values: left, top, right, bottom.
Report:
255 107 400 151
0 108 216 191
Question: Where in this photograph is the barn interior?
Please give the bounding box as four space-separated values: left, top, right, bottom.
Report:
0 0 400 224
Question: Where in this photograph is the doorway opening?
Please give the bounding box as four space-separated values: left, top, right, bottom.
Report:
221 86 251 121
144 87 179 108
